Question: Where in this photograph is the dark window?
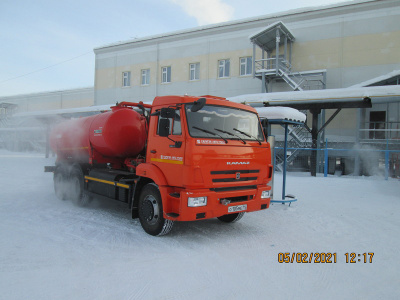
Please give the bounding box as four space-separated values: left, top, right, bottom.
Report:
369 111 386 139
157 109 181 135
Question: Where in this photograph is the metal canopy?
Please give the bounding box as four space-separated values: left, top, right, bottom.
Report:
250 21 295 52
263 97 372 110
267 119 304 206
263 97 372 176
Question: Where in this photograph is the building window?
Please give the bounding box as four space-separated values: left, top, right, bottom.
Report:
122 71 131 87
141 69 150 85
240 57 252 76
189 63 200 81
218 59 230 78
161 66 171 83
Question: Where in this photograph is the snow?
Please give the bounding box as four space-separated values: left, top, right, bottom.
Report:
228 85 400 105
256 107 306 123
1 150 400 299
350 70 400 88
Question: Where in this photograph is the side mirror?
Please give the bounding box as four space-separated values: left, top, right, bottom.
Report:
160 107 175 118
191 98 206 112
158 118 170 137
261 119 269 136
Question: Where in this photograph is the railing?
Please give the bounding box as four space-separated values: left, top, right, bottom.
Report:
254 58 311 91
255 58 291 73
361 122 400 140
273 144 400 180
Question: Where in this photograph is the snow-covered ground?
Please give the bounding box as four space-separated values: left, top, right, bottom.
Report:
1 151 399 300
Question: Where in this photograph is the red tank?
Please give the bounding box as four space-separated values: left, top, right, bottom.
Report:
50 106 147 162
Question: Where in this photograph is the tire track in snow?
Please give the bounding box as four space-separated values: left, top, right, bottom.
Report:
127 280 151 300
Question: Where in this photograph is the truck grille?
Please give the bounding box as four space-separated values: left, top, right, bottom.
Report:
210 169 259 183
210 185 257 192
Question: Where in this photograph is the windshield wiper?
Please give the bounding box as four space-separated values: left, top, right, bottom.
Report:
233 128 262 145
214 128 246 144
192 126 228 143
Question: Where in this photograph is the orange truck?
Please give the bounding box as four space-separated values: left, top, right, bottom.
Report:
46 95 273 236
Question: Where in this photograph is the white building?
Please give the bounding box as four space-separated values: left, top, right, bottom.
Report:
1 0 399 175
93 0 400 103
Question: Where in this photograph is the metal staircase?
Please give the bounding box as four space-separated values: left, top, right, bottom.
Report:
274 124 311 171
254 58 325 92
250 21 327 169
250 21 326 93
275 59 312 91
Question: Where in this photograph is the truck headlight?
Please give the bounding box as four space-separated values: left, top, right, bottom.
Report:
188 196 207 207
261 190 270 199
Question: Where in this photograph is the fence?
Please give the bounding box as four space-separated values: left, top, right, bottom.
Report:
274 141 400 180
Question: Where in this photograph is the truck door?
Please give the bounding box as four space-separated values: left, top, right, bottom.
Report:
147 108 185 187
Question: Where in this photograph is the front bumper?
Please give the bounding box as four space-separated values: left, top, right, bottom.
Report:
162 184 271 221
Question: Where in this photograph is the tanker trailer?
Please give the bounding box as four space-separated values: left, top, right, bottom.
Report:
50 105 147 164
49 103 148 204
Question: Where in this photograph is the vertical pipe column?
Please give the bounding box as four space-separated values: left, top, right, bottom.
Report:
284 35 288 67
355 108 361 176
385 139 389 180
275 28 280 76
268 135 275 200
310 109 321 177
252 44 256 79
282 124 289 200
316 113 322 173
261 72 266 93
262 49 265 69
324 138 328 177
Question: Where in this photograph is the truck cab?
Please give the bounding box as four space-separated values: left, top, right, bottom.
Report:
136 95 272 233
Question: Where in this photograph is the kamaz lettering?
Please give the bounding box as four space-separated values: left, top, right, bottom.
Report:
227 162 250 165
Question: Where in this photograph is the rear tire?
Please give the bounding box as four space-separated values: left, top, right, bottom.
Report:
138 183 173 236
68 165 91 206
54 167 68 200
217 212 245 223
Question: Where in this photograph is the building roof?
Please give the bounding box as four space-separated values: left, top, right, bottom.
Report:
350 70 400 88
94 0 380 52
249 21 295 52
0 87 93 100
13 104 114 118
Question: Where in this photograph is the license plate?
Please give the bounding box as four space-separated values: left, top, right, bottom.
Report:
228 204 247 213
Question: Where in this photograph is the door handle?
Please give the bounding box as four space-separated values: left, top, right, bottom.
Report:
150 150 157 154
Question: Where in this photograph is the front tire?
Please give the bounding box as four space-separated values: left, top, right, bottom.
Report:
217 212 245 223
138 183 173 236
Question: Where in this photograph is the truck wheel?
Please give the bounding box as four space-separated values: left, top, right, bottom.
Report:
69 166 91 206
54 169 67 200
138 183 173 236
217 212 245 223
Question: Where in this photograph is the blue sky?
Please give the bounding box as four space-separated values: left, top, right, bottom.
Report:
0 0 348 97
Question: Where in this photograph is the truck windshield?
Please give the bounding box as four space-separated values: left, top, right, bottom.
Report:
185 104 264 142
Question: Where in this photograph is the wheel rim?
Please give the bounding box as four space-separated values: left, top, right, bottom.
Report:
141 195 160 226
